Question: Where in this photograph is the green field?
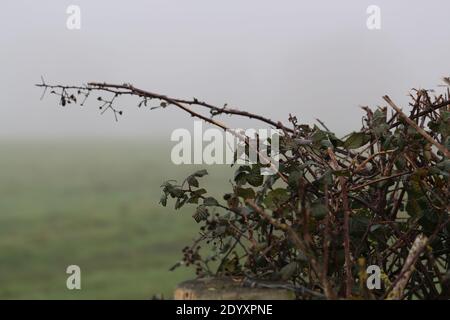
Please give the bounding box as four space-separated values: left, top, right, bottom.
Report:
0 139 232 299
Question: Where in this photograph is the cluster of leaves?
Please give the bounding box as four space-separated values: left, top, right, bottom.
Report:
161 88 450 300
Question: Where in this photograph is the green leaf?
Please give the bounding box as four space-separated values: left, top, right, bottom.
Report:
311 128 328 144
187 196 199 204
192 188 207 196
203 197 219 206
373 108 386 121
162 183 184 198
320 139 333 148
192 169 208 177
405 176 429 219
264 188 289 210
186 176 199 188
310 201 328 220
236 187 255 200
175 195 188 210
233 165 264 187
234 172 247 186
288 169 303 188
160 194 168 207
234 165 251 185
344 132 370 149
373 123 389 137
246 170 263 187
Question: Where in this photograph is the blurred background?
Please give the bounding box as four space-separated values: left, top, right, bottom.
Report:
1 0 449 298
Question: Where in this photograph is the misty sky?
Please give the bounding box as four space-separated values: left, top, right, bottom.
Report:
1 0 449 139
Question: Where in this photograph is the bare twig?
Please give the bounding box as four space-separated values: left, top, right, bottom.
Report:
383 95 450 158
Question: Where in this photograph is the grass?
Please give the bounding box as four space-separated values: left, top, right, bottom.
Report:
0 139 232 299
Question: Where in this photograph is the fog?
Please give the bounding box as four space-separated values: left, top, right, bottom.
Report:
1 0 449 139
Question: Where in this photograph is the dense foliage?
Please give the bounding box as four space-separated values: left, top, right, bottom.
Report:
161 89 450 300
